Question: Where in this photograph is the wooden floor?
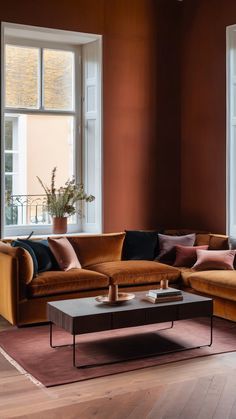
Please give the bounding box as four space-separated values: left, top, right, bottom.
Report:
1 316 236 419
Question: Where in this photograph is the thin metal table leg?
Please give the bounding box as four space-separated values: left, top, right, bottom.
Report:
209 315 213 346
49 322 53 348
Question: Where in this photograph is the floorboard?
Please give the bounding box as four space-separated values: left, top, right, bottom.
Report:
1 316 236 419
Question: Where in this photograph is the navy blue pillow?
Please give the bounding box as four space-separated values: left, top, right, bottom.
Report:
12 240 38 277
122 230 159 260
17 239 59 273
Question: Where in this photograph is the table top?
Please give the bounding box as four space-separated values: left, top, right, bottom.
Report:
47 290 212 319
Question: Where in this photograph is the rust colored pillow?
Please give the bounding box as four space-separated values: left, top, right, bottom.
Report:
174 245 209 267
48 237 81 271
193 249 235 271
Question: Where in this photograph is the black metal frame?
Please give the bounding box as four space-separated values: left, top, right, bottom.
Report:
49 316 213 368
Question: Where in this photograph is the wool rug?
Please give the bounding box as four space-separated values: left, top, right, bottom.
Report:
0 317 236 387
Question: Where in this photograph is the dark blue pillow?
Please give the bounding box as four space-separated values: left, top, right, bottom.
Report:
12 240 38 277
17 239 59 273
122 230 159 260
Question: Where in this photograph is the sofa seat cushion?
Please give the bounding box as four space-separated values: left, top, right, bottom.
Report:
189 271 236 302
28 269 109 298
87 260 180 286
178 267 196 287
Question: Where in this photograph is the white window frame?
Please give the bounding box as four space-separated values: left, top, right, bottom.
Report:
1 22 103 238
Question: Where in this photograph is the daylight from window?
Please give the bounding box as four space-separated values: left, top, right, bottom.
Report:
4 44 76 232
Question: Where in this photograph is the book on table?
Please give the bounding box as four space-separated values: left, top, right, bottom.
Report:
144 294 183 304
148 287 182 299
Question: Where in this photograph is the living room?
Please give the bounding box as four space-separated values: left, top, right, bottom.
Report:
1 0 236 417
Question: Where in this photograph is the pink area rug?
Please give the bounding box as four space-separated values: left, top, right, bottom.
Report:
0 317 236 387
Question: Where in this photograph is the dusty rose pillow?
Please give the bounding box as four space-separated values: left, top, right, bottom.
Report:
48 237 81 271
155 233 196 264
192 249 236 271
173 245 209 267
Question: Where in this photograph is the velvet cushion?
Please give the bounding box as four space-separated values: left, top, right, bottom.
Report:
192 249 235 271
48 237 81 271
28 269 109 297
18 239 59 273
88 260 180 286
12 240 38 277
68 233 125 267
122 230 158 260
209 234 229 250
173 245 209 267
1 242 34 284
156 233 196 264
189 270 236 302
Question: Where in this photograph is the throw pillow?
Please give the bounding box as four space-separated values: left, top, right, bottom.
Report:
17 239 59 273
193 249 236 271
156 233 196 264
122 230 159 260
48 237 81 271
173 245 209 267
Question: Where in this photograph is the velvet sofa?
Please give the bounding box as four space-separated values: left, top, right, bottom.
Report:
0 232 181 326
0 230 234 326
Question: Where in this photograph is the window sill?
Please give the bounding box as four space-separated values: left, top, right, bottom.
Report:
3 232 97 240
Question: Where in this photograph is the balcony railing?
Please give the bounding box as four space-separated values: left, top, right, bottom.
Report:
5 194 50 226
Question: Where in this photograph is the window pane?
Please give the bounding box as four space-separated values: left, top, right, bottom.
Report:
5 175 12 193
5 153 13 172
5 120 13 149
43 49 74 110
5 45 39 109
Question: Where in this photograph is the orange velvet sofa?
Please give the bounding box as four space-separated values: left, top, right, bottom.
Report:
0 230 234 326
0 233 181 326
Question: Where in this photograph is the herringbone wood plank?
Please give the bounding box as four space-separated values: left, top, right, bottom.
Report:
1 316 236 419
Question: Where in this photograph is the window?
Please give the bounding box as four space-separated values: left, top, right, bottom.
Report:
1 23 102 237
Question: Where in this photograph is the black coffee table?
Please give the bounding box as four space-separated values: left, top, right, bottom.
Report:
47 290 213 368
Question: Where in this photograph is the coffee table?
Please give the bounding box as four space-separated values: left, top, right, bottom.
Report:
47 290 213 368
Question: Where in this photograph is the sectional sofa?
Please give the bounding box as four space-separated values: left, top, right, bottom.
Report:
0 230 234 326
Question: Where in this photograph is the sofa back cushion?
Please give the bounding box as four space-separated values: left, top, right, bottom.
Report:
68 233 125 267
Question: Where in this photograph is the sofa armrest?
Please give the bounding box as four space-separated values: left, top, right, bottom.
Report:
0 252 18 325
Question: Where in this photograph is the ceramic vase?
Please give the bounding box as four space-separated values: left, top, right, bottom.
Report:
52 217 67 234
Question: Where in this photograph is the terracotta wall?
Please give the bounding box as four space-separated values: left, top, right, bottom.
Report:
0 0 181 234
180 0 236 233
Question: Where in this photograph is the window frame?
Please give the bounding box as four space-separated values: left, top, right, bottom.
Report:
1 22 103 239
2 38 82 237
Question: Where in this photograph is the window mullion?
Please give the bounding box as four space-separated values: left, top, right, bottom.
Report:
40 47 43 110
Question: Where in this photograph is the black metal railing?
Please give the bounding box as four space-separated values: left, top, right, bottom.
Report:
5 194 50 226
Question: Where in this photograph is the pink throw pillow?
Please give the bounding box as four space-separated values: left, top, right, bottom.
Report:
192 249 235 271
48 237 81 271
155 233 196 264
173 245 209 267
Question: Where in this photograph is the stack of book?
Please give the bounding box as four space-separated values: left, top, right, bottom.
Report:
144 287 183 304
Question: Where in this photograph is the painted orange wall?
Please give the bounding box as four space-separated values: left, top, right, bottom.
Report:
0 0 181 233
180 0 236 233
